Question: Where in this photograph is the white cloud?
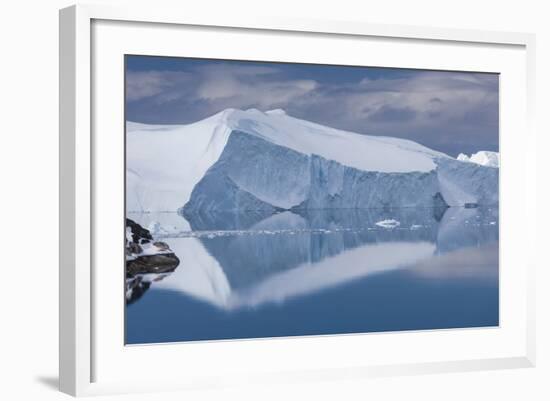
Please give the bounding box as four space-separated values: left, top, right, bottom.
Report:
126 70 193 102
128 63 320 112
336 71 497 125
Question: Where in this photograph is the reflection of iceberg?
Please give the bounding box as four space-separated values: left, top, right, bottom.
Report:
228 241 435 309
414 242 498 281
162 238 232 307
141 206 498 310
154 238 435 310
437 207 499 253
184 208 442 290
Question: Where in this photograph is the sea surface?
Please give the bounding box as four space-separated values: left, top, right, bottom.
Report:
126 207 499 344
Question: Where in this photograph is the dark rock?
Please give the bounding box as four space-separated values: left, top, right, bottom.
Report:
126 218 153 244
126 272 174 305
126 253 180 276
126 219 180 277
128 242 143 255
126 276 151 305
153 241 170 251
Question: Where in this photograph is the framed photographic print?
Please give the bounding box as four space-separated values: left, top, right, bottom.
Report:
59 4 536 396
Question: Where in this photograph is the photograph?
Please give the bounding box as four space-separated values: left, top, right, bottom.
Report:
124 55 500 345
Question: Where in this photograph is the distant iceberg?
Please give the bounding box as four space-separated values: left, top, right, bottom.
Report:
457 151 500 168
126 108 499 213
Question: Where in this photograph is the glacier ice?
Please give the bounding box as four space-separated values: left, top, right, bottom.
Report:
181 129 498 214
126 108 499 214
456 150 500 168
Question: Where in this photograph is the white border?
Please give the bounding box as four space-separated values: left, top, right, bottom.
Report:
59 4 536 397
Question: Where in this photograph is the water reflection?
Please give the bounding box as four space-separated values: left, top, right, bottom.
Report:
126 272 173 305
127 206 498 311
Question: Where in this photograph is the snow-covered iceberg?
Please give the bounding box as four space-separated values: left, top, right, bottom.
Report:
126 108 499 213
457 151 500 168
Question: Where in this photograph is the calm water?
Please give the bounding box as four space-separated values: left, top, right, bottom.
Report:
126 207 499 344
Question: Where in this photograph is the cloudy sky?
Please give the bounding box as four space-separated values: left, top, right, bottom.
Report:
126 55 499 157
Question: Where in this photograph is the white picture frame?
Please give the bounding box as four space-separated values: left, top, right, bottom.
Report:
59 4 536 397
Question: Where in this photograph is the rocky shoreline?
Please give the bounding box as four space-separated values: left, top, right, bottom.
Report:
126 218 180 275
126 218 180 303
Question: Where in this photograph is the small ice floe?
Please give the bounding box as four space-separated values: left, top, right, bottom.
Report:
489 221 497 225
148 221 169 236
410 224 423 230
375 219 401 229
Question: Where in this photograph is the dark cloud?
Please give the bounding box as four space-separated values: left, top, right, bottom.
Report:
126 59 498 157
369 105 417 122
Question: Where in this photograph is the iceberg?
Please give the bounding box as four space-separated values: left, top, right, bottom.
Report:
126 108 499 213
457 151 500 168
